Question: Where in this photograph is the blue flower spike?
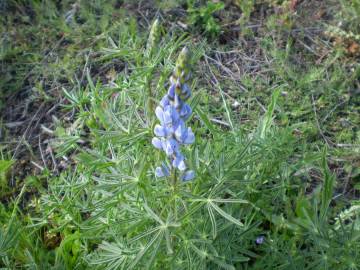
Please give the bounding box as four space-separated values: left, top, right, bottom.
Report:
152 47 195 182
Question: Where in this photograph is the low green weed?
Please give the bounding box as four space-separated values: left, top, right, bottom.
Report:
187 0 225 39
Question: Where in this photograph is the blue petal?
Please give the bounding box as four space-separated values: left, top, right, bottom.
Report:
155 106 165 123
154 124 170 137
155 167 164 177
163 106 173 125
152 137 163 149
172 153 186 171
160 95 170 108
174 121 186 142
162 163 170 176
182 170 195 181
155 106 173 126
180 104 192 120
170 107 180 124
256 236 265 245
155 164 170 178
184 127 195 144
181 84 191 100
178 160 186 171
164 138 179 156
168 84 176 99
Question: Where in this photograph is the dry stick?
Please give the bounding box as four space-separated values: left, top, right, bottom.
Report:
204 56 237 128
295 38 320 56
205 53 267 113
31 161 44 171
79 52 91 86
322 99 347 123
12 102 45 160
342 168 353 196
205 55 244 86
11 102 45 185
46 97 66 116
38 135 48 171
48 145 58 173
210 118 231 127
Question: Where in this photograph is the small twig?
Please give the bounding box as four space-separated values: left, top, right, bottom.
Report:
210 118 231 127
12 103 45 160
47 145 58 173
31 160 44 171
342 168 353 196
322 99 347 123
38 136 48 171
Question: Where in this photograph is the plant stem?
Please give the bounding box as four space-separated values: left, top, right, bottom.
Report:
146 69 154 124
171 169 178 218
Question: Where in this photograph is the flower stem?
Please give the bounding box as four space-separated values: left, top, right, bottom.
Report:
170 168 178 218
146 69 154 124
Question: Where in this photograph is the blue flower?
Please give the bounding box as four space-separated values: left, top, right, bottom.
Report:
172 152 186 171
152 137 163 150
152 47 195 181
179 104 192 120
180 84 191 100
160 95 170 108
164 138 179 156
173 94 182 110
182 170 195 181
174 122 194 144
167 83 176 99
155 106 173 126
256 236 265 245
154 124 170 137
155 163 170 178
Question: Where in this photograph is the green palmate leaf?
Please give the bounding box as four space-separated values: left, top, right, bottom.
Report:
207 204 217 239
93 129 149 145
211 198 250 204
93 241 136 270
209 202 244 227
164 228 173 255
129 227 161 244
143 204 164 226
145 231 163 270
189 241 235 270
129 229 163 269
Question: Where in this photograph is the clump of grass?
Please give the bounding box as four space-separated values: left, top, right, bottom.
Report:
187 0 225 39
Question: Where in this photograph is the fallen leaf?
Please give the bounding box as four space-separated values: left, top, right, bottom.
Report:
347 42 360 56
290 0 298 11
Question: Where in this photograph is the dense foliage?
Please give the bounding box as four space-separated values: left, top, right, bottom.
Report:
1 1 359 269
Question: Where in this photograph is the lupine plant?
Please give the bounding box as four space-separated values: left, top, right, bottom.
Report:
152 47 195 182
2 12 359 270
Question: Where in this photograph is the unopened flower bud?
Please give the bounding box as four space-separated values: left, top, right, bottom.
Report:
146 18 161 56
